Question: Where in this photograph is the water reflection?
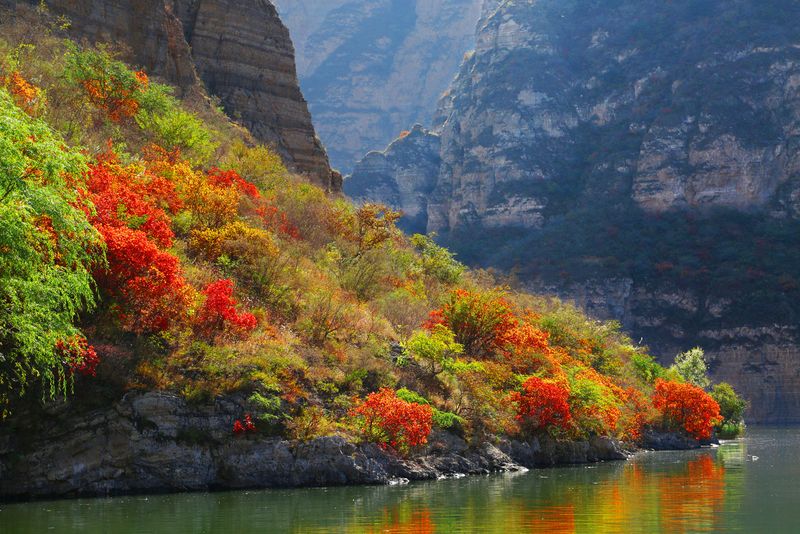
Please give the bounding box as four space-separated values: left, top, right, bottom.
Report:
7 430 800 534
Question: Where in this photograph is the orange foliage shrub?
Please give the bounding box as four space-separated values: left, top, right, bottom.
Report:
2 71 43 115
511 376 572 432
352 203 402 252
504 322 553 373
142 146 237 229
79 67 148 122
352 388 433 452
425 288 518 358
619 387 654 441
86 152 179 247
652 379 722 440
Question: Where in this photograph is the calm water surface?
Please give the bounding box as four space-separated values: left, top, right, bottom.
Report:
2 426 800 533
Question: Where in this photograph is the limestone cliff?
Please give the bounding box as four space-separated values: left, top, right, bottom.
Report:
428 0 800 232
2 0 339 190
349 0 800 422
274 0 485 173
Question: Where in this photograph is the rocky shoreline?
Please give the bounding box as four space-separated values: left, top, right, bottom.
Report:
0 392 704 501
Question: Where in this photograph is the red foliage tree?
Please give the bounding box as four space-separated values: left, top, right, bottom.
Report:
84 155 190 333
511 376 573 433
207 167 260 199
425 288 518 358
57 335 99 377
233 414 257 435
96 224 189 333
86 153 180 247
652 379 722 440
352 388 433 452
195 279 258 338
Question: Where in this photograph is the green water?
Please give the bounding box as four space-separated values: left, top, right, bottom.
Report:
2 426 799 533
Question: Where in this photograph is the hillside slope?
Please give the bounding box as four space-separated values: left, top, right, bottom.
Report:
1 0 340 190
0 5 739 498
348 0 800 422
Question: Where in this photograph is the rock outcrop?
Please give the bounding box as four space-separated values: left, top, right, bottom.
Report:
274 0 485 173
2 0 339 190
349 0 800 422
346 125 441 233
0 392 630 499
354 0 800 231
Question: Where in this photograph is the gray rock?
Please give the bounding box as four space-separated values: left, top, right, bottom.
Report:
0 392 647 500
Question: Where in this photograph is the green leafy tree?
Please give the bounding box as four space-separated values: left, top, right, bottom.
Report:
0 88 101 413
404 325 464 377
671 347 710 389
711 382 747 437
411 233 465 284
136 82 217 164
631 352 666 384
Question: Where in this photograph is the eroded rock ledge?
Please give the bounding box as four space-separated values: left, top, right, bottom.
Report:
0 392 703 500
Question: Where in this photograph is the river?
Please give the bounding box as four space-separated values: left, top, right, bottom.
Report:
2 426 799 533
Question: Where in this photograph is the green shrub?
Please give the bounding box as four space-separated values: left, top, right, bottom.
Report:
411 233 465 284
671 347 710 389
403 326 464 377
631 353 666 384
248 391 285 431
712 382 747 437
715 421 745 439
136 82 217 164
395 388 465 430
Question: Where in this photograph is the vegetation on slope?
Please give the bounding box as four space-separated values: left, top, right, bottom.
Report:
0 12 743 452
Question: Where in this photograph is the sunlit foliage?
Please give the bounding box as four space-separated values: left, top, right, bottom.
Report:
653 379 722 440
352 388 433 453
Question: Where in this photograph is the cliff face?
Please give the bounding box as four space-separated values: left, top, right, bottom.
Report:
274 0 485 173
4 0 339 190
346 125 441 234
349 0 800 422
427 0 800 233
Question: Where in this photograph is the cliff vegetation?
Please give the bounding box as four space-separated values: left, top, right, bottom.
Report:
0 11 743 460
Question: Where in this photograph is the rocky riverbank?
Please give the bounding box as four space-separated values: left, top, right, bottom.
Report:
0 391 705 500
